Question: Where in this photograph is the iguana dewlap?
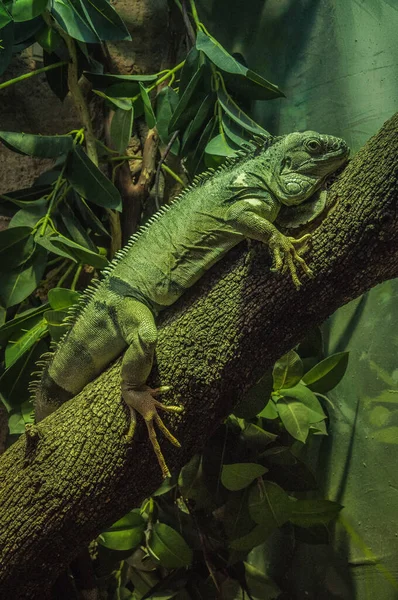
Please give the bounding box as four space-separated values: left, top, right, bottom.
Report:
33 131 349 477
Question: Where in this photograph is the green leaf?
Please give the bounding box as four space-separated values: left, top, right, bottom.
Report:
51 0 98 43
233 370 273 419
0 21 14 76
59 200 98 252
66 145 122 210
139 83 156 128
181 94 214 154
147 523 193 569
273 350 303 390
244 562 281 600
48 287 80 310
0 226 35 268
109 107 133 154
277 383 326 424
35 23 62 52
258 399 279 420
179 46 200 96
44 309 69 342
229 523 271 552
99 510 145 551
290 498 342 527
43 50 68 100
186 116 216 176
5 317 47 368
276 398 311 443
205 133 236 158
11 0 48 22
0 2 12 28
92 88 132 111
302 352 349 393
0 131 73 158
196 31 283 100
168 66 205 134
222 114 253 147
156 86 179 150
221 463 267 491
240 423 276 451
77 0 130 41
83 71 158 88
0 339 47 411
0 304 49 347
217 88 267 136
178 454 213 510
222 489 255 540
248 481 292 527
36 230 108 268
74 195 110 237
8 202 47 228
0 184 51 207
0 247 47 308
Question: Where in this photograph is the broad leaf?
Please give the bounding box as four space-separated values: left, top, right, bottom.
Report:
5 317 47 368
0 21 14 76
233 370 273 419
217 88 267 136
273 350 303 390
181 94 214 153
44 309 69 342
51 0 98 43
0 131 73 157
179 46 200 96
248 480 292 527
66 145 122 210
36 230 108 268
0 339 47 411
139 83 156 128
186 116 216 176
77 0 130 41
244 562 281 599
0 304 49 347
205 132 236 158
290 498 342 527
0 185 52 206
43 50 69 100
0 226 34 268
221 463 267 491
93 89 132 111
83 71 158 88
0 2 12 28
147 523 192 569
302 352 349 393
11 0 48 22
196 31 283 100
99 511 145 551
48 287 80 310
35 23 62 52
156 86 179 149
111 107 134 154
59 200 98 251
277 383 326 424
0 247 47 308
222 114 253 147
276 398 311 443
240 423 277 451
168 66 205 134
229 522 272 551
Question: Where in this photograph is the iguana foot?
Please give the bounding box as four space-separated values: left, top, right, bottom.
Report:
122 384 184 478
269 232 313 289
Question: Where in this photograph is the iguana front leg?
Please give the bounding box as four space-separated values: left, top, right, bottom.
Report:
118 299 183 478
228 200 313 288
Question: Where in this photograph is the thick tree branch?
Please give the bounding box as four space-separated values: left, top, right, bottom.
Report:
0 113 397 598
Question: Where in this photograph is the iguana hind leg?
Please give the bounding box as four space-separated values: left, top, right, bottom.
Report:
118 299 183 478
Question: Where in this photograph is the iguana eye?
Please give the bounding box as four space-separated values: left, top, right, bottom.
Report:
306 139 321 152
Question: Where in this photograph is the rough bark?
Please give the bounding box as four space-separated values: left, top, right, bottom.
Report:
0 113 397 598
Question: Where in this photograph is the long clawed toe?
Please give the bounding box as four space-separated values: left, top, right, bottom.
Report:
123 385 183 479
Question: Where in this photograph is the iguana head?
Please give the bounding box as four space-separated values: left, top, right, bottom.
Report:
267 130 349 206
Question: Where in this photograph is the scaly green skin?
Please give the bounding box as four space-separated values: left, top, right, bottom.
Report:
34 130 348 477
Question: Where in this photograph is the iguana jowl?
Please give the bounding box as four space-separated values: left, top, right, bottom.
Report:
33 131 349 477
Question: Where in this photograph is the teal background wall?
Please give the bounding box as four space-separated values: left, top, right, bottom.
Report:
199 1 398 597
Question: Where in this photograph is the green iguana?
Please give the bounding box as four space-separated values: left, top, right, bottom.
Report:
33 131 349 477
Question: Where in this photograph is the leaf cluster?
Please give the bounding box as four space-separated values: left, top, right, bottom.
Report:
93 330 348 599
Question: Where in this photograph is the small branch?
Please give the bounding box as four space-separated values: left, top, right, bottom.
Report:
155 130 180 208
0 61 67 91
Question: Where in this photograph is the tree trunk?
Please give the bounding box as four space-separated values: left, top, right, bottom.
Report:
0 113 397 598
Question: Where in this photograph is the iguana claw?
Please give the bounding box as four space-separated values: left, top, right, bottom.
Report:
269 232 313 289
123 385 184 478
